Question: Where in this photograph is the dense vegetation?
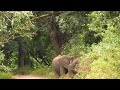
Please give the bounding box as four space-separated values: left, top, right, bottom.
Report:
0 11 120 79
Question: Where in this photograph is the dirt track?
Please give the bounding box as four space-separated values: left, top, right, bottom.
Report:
13 75 49 79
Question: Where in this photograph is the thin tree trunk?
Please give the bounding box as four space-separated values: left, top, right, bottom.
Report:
17 37 25 70
3 43 10 66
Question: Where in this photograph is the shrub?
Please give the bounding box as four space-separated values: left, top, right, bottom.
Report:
0 72 13 79
62 33 87 57
0 65 11 72
31 65 55 78
13 65 33 75
86 59 118 79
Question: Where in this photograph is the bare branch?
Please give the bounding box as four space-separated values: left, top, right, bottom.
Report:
31 13 50 22
2 13 12 22
31 11 61 22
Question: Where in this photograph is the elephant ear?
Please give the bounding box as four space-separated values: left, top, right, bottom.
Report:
69 56 75 64
70 60 73 64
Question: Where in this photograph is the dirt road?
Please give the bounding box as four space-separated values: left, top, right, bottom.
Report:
13 75 49 79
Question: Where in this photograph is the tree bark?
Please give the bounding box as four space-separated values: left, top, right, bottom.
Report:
48 12 70 56
48 14 61 56
17 37 25 70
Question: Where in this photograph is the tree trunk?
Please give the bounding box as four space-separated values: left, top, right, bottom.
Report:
17 37 25 70
3 43 10 66
48 12 69 56
48 14 61 56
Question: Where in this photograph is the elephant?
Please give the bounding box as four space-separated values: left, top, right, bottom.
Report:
52 55 79 78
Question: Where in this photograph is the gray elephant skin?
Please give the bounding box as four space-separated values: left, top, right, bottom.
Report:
52 55 79 78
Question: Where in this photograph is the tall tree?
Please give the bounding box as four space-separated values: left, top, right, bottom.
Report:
48 12 61 55
0 11 35 70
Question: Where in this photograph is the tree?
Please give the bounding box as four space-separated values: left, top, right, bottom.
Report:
0 11 35 70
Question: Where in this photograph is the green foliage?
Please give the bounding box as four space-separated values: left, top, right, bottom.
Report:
0 50 5 65
77 11 120 79
84 31 102 46
29 56 41 69
0 65 11 72
0 50 17 73
30 30 55 66
1 11 120 79
0 50 12 72
0 72 13 79
0 11 35 46
86 60 118 79
2 41 18 71
13 65 33 75
21 66 33 75
62 32 87 56
8 52 18 70
31 65 54 78
62 11 120 79
56 11 88 34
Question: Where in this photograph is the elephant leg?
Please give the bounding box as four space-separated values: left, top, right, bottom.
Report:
68 66 75 78
60 66 68 76
52 58 61 77
64 67 68 74
54 66 60 76
60 67 65 76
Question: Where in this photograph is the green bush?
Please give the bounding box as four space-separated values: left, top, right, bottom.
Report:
86 59 118 79
62 33 87 56
0 72 13 79
13 65 33 75
0 50 5 65
0 65 11 72
31 65 55 78
64 11 120 79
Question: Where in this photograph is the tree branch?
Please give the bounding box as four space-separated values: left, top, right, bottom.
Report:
31 11 61 22
31 13 50 22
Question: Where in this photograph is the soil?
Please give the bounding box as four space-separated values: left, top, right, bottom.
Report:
13 75 50 79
